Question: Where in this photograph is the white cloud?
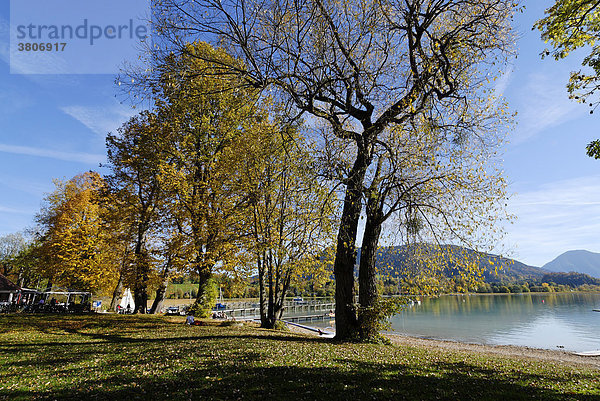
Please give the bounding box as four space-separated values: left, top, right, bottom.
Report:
0 176 50 197
0 86 31 115
0 204 34 215
511 72 588 144
61 103 135 136
493 68 513 100
506 175 600 266
0 143 104 164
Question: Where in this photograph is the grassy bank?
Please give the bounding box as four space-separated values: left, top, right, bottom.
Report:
0 315 598 400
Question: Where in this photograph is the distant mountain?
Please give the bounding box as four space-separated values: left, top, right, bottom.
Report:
542 250 600 279
359 245 546 283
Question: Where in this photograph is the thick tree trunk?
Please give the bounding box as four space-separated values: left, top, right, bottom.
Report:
358 204 383 339
333 149 370 340
133 288 148 314
109 272 124 311
133 252 149 314
261 252 277 329
149 285 167 314
190 228 217 314
196 265 212 301
149 266 170 314
133 222 149 314
190 250 214 316
273 280 288 322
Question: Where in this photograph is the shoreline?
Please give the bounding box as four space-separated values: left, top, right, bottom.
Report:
287 324 600 369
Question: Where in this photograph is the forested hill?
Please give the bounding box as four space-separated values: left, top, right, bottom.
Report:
542 250 600 278
357 245 547 283
540 271 600 287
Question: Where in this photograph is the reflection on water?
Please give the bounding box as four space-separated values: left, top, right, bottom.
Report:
389 293 600 352
309 293 600 352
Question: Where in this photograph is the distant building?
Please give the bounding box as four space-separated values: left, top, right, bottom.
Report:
0 273 20 303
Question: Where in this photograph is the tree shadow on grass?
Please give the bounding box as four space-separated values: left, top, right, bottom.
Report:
1 316 597 400
2 342 598 401
1 314 319 344
0 329 325 352
0 314 174 333
3 362 597 401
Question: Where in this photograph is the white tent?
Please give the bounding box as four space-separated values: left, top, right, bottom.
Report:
119 288 135 313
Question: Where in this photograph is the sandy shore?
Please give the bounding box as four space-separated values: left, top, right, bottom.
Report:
287 324 600 369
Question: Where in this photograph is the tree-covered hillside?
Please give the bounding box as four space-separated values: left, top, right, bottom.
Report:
540 271 600 287
359 245 546 284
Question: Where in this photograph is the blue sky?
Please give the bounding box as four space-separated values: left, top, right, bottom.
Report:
0 2 598 267
500 3 600 266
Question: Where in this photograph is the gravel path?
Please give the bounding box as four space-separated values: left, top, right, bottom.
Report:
386 334 600 369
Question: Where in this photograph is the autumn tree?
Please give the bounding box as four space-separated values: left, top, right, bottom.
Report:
0 233 43 289
351 103 512 338
11 240 45 288
147 42 267 315
105 111 168 313
242 119 335 328
145 0 517 339
0 232 28 283
35 172 119 294
535 0 600 158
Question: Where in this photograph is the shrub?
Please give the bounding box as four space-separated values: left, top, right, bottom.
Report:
220 320 243 327
357 297 404 343
273 320 289 331
188 277 218 318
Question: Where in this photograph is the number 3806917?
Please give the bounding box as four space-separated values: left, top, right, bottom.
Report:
17 43 66 51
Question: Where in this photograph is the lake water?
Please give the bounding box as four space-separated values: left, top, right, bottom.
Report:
312 293 600 352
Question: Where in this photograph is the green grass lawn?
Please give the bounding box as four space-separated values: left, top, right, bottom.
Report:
166 282 198 297
0 314 598 400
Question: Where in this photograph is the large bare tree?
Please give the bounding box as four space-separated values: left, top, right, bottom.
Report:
130 0 518 339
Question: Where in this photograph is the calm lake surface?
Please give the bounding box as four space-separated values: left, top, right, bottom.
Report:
312 293 600 352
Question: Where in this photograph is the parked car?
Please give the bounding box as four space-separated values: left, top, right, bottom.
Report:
165 306 180 315
293 297 307 305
